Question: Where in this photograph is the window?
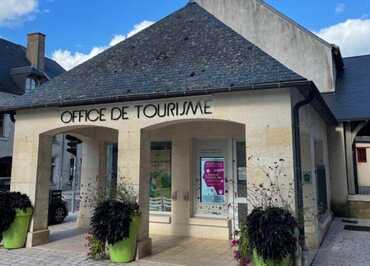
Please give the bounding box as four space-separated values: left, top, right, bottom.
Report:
357 147 367 163
236 141 246 182
50 157 56 183
25 78 37 91
0 114 4 137
315 140 328 215
150 142 172 213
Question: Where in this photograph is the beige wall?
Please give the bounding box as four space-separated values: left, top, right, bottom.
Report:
11 89 298 249
291 90 332 249
195 0 336 92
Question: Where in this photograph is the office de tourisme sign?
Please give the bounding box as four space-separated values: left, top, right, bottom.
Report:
60 100 213 124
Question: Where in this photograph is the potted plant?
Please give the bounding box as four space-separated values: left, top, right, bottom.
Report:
245 156 300 266
90 183 140 263
0 192 33 249
231 225 252 266
247 207 297 266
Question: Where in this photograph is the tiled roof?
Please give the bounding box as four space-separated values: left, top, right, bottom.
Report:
324 55 370 121
0 38 64 95
0 2 304 112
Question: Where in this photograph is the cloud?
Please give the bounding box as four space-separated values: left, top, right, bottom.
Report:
52 20 155 70
316 18 370 57
0 0 38 26
335 3 346 14
52 47 106 72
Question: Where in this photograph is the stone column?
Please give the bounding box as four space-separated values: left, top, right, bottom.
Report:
78 139 106 228
171 137 191 225
117 129 152 259
344 123 356 194
11 134 52 247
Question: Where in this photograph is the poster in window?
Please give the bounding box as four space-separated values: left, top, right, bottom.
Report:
200 158 225 203
150 142 172 212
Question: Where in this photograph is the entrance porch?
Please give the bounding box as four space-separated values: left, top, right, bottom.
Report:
39 215 235 266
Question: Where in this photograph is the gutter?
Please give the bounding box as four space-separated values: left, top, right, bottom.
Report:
292 90 315 261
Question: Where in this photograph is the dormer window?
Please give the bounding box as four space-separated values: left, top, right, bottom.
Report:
25 78 37 91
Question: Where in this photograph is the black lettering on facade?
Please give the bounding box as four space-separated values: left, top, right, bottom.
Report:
60 100 213 123
111 107 122 120
179 101 188 116
135 105 143 119
143 104 157 118
61 111 73 124
121 106 129 120
204 100 212 115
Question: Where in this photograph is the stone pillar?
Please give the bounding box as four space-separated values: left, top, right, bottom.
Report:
344 123 356 195
117 129 152 259
171 137 191 225
78 139 106 228
11 134 52 247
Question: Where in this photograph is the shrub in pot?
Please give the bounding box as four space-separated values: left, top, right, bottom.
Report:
247 207 297 266
231 225 252 266
90 183 140 263
0 192 33 249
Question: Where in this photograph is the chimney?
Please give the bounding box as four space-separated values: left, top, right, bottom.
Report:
26 32 45 71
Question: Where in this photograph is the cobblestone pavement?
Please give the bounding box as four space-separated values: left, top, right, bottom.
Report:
312 218 370 266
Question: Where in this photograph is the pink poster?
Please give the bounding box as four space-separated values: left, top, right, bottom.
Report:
201 158 225 203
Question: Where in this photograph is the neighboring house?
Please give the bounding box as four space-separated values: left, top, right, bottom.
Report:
0 34 77 196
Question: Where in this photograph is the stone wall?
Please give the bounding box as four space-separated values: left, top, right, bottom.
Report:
11 89 297 249
195 0 336 92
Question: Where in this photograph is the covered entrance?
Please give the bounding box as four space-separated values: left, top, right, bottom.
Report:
9 87 319 257
146 120 246 239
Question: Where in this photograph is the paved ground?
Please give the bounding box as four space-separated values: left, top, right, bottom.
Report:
5 217 370 265
0 216 235 266
312 218 370 266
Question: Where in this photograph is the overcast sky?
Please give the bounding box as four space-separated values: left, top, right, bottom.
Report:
1 0 370 70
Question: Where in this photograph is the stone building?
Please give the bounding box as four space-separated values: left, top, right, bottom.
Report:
0 34 82 211
0 0 370 263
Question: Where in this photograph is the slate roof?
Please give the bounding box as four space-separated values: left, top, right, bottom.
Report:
0 2 305 112
0 38 64 95
324 55 370 121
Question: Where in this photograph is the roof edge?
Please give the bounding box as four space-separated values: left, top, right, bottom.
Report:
0 80 318 113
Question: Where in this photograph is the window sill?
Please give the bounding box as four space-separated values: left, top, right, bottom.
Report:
150 214 171 224
189 217 229 227
348 194 370 202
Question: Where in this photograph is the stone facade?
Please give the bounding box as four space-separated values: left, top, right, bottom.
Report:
9 87 330 256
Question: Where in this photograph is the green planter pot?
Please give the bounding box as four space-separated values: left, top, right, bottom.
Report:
108 215 141 263
252 250 292 266
3 208 33 249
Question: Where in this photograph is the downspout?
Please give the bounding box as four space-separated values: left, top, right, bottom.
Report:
292 90 314 253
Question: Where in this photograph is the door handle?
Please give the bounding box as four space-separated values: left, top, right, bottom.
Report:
183 191 190 201
171 190 178 201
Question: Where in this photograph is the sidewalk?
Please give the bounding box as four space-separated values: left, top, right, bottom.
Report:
312 218 370 266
